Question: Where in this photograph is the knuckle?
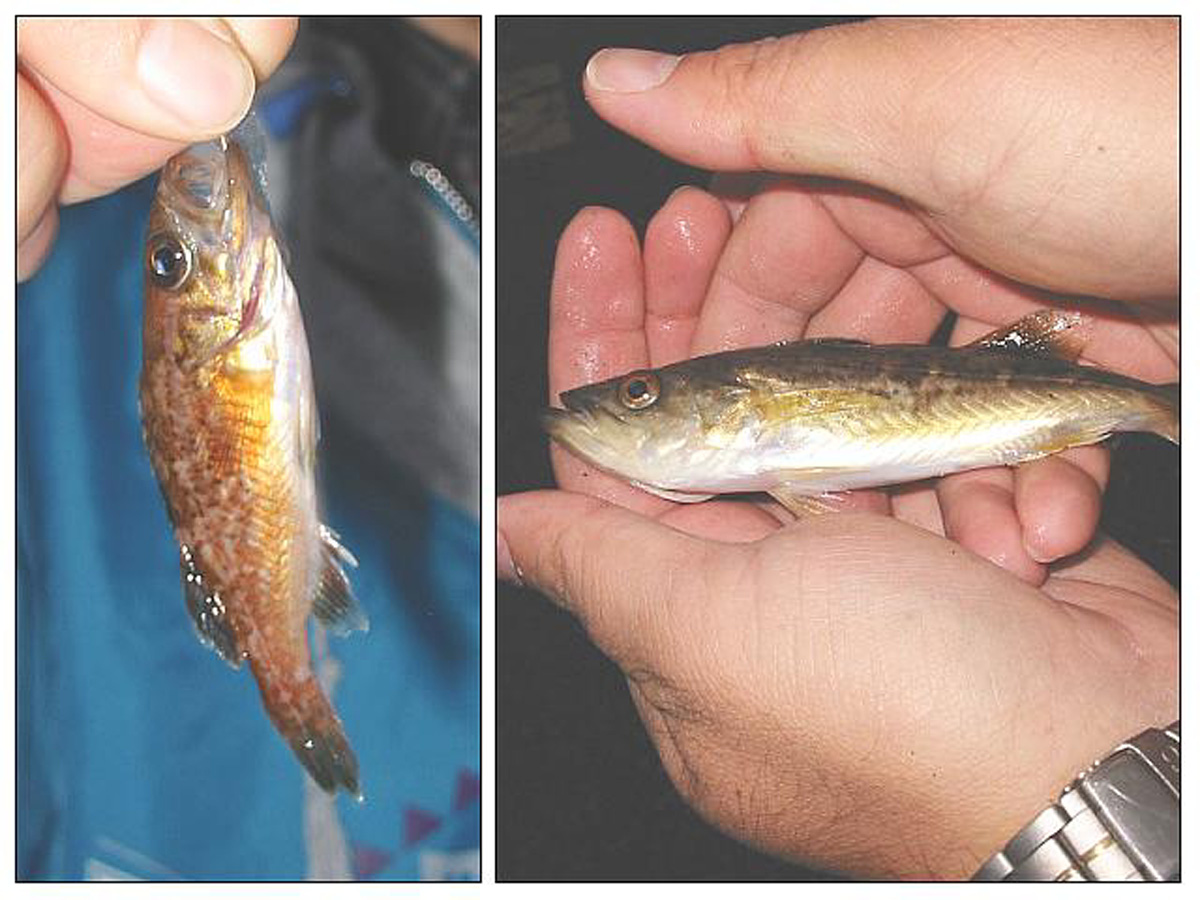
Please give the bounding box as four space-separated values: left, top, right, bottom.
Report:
695 35 799 170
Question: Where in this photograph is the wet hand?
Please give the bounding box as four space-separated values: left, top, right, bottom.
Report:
540 187 1176 584
497 203 1178 878
17 17 297 280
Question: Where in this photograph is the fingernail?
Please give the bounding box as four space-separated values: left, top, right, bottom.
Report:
496 530 523 584
137 19 254 131
586 48 681 93
1023 524 1056 564
666 185 698 203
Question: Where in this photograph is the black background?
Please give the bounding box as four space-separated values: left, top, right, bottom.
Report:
495 15 1179 882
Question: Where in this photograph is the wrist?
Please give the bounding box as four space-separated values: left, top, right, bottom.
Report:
974 720 1179 881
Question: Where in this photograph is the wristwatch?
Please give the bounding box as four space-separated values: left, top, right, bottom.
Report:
974 721 1179 881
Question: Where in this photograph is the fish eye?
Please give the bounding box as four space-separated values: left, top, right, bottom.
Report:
618 372 660 410
147 234 193 291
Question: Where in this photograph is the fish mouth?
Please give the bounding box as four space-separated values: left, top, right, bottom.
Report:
540 405 581 439
158 128 270 238
541 400 633 466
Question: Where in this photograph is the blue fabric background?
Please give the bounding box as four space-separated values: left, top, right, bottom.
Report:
16 179 480 880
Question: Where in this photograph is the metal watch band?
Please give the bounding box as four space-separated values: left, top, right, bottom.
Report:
974 721 1180 881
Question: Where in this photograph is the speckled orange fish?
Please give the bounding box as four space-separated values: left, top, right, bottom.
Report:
139 117 367 797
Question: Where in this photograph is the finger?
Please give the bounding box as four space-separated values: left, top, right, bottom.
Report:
18 18 257 140
936 468 1047 586
707 172 769 221
16 72 67 254
815 183 949 270
584 20 1179 302
498 490 719 672
642 186 732 366
805 256 944 344
798 186 947 342
24 73 188 205
16 206 58 283
548 206 647 397
223 17 299 81
1045 538 1178 617
18 18 297 207
546 207 668 510
691 181 863 354
584 28 916 187
1013 456 1103 564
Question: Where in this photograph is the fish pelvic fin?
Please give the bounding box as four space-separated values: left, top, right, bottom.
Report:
630 481 715 504
180 544 243 668
312 524 369 636
968 309 1086 361
769 487 853 517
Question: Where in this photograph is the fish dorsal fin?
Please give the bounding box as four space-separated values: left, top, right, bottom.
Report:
630 481 715 504
180 544 243 668
967 310 1086 361
312 524 369 636
804 337 871 347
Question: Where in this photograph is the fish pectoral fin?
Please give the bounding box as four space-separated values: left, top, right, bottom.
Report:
311 524 369 637
630 481 715 505
768 485 856 517
179 544 243 668
968 309 1086 361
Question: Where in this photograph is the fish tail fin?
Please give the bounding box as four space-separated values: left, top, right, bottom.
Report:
252 658 361 798
1150 383 1180 445
286 684 361 798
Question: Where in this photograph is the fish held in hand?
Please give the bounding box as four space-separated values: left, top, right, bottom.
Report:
544 312 1179 517
140 116 368 797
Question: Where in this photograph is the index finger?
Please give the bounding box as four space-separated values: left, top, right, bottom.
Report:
546 207 668 511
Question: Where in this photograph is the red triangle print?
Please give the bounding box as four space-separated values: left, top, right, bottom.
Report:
403 806 442 846
454 770 481 810
352 843 393 879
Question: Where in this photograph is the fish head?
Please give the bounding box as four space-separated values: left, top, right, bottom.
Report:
543 365 734 489
143 121 287 371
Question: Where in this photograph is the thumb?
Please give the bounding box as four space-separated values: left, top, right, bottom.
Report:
498 490 714 670
583 20 944 199
17 18 277 142
583 18 1179 302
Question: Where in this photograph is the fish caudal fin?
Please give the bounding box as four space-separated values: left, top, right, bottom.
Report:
251 656 361 798
286 683 361 798
290 697 360 798
1150 383 1180 445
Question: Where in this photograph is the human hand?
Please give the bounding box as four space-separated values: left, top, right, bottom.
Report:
496 198 1179 878
17 17 298 280
583 17 1179 306
540 182 1176 583
579 16 1181 583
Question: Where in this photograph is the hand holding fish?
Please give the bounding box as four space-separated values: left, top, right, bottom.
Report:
16 17 297 280
496 185 1178 877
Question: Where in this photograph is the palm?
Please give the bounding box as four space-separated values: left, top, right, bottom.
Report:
548 179 1177 579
